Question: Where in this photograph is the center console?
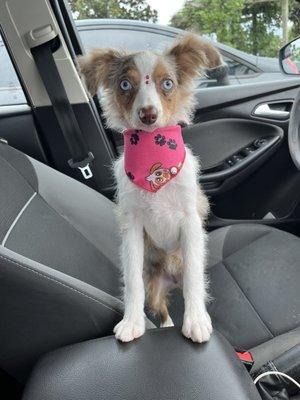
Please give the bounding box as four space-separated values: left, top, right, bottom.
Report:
22 328 261 400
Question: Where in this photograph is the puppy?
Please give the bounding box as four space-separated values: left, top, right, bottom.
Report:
79 34 223 343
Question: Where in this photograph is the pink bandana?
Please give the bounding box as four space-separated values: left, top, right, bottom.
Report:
124 125 186 192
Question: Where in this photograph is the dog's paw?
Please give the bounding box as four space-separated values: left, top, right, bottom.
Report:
113 318 145 342
182 311 212 343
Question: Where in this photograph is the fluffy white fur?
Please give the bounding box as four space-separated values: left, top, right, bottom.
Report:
113 147 212 342
79 33 223 342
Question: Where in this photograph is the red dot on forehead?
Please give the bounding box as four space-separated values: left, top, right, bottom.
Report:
146 74 150 79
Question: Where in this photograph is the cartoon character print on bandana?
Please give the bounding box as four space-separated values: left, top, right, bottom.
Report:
146 162 182 192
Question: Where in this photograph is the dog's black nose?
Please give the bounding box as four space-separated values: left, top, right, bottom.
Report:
138 106 158 125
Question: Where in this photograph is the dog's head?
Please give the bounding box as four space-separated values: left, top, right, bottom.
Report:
79 34 222 131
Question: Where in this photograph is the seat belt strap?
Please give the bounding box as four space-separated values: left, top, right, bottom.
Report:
28 26 94 179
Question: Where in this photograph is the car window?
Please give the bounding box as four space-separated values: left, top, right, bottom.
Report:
0 33 26 105
222 55 256 77
78 26 258 89
78 27 174 53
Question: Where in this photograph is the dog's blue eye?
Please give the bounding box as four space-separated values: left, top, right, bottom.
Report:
162 79 173 91
120 79 132 91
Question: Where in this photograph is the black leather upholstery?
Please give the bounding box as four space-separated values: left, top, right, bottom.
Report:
0 141 299 382
22 329 261 400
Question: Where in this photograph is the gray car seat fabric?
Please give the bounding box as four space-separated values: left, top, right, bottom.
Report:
0 142 299 382
0 143 121 297
0 245 124 383
206 225 300 347
168 224 300 365
0 142 126 382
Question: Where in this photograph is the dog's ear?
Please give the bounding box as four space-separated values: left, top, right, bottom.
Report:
165 33 222 84
78 49 122 95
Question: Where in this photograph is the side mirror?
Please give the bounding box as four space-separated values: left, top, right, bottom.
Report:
279 37 300 75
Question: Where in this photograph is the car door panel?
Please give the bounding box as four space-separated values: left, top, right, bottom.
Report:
193 78 300 113
180 79 300 235
184 118 283 194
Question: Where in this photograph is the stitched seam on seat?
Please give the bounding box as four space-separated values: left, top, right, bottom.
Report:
222 227 271 260
3 154 118 275
0 149 121 313
222 259 274 338
1 153 120 299
0 151 38 193
0 253 123 316
207 226 231 269
26 157 118 261
4 190 119 289
2 192 37 246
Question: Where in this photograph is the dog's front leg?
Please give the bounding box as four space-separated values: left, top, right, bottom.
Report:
114 220 145 342
181 213 212 343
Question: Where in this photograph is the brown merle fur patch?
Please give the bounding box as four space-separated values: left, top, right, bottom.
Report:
78 49 124 95
79 50 142 121
144 231 182 324
111 57 141 120
152 58 179 123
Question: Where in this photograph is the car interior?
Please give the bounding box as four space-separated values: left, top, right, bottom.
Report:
0 0 300 399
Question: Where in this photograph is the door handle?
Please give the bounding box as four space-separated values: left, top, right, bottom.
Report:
253 103 290 120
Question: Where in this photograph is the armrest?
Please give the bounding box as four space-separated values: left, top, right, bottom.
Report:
23 328 261 400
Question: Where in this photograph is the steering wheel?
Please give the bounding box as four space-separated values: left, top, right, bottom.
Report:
288 87 300 170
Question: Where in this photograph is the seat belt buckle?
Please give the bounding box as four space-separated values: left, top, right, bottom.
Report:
68 151 94 180
236 350 254 372
78 164 93 179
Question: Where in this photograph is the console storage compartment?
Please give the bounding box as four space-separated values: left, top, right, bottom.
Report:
23 328 261 400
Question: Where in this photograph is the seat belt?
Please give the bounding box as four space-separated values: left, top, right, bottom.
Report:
27 25 94 179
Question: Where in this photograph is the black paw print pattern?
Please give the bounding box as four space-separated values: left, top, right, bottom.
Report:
154 134 166 146
167 138 177 150
127 171 134 181
130 133 139 145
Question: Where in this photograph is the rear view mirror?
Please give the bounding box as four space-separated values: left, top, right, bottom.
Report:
279 37 300 75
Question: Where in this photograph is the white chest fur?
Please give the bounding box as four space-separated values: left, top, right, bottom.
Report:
114 147 201 252
113 145 212 344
